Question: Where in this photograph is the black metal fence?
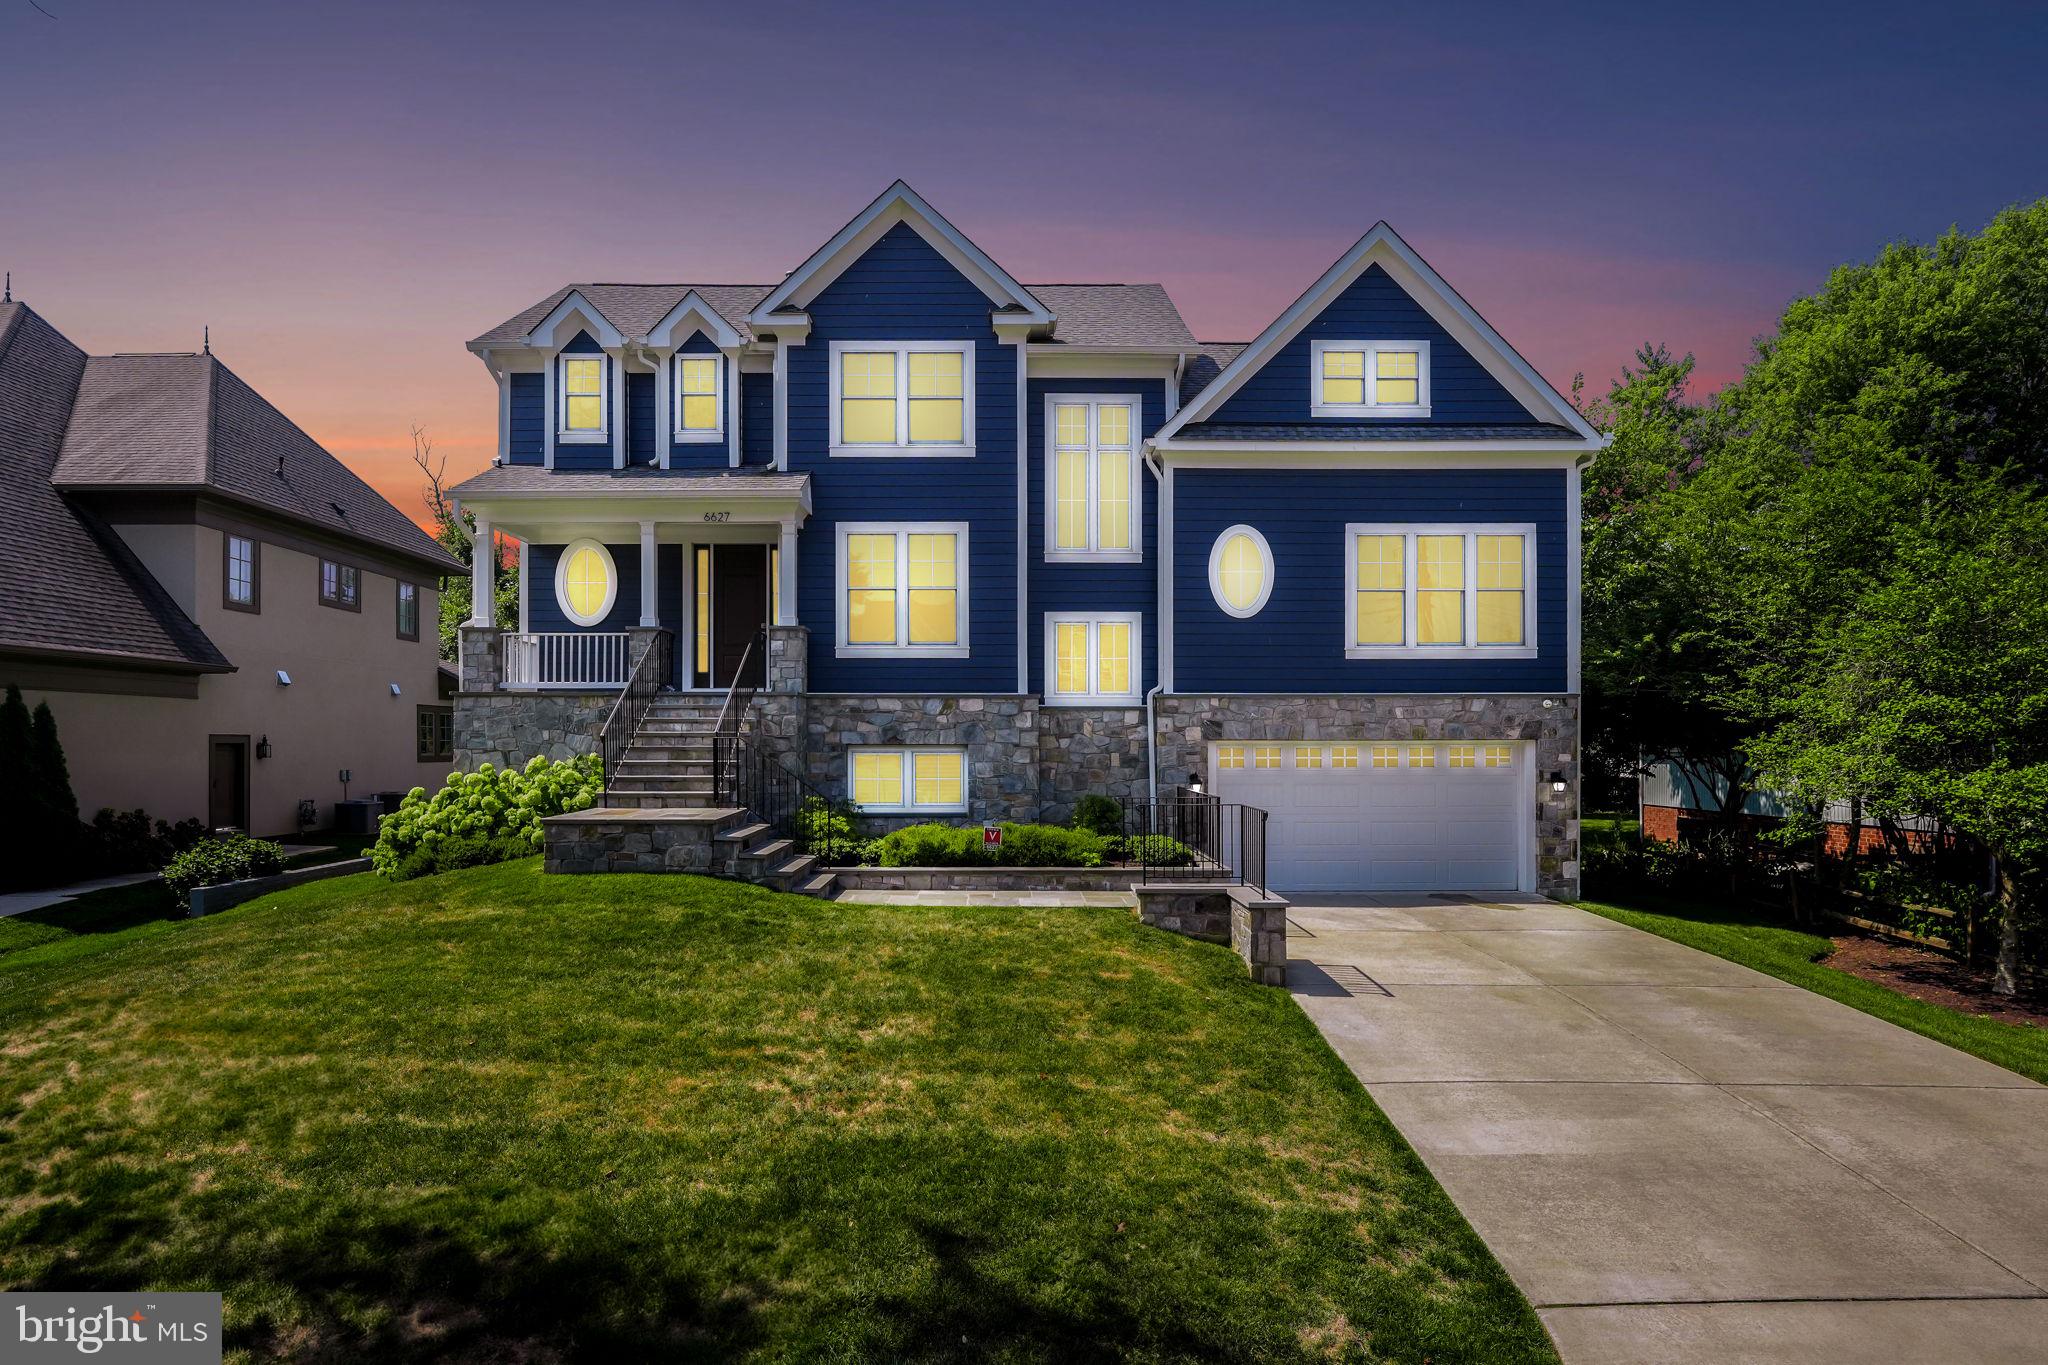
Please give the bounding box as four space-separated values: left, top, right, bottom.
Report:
596 633 671 788
711 735 865 862
1115 791 1269 896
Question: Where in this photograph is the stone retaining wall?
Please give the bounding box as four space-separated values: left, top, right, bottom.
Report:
827 865 1143 893
457 691 611 770
1035 706 1149 825
542 809 744 875
1134 882 1290 986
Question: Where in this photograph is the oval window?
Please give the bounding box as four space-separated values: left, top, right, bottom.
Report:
1208 525 1273 618
555 539 617 627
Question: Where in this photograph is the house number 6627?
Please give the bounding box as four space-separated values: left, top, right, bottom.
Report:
702 511 730 522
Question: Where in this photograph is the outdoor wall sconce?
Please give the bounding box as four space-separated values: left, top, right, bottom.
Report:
1548 771 1567 793
1187 774 1205 794
276 669 292 686
256 735 272 760
390 682 402 696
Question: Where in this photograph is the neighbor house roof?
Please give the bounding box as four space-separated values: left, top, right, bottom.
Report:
51 352 461 576
0 302 230 672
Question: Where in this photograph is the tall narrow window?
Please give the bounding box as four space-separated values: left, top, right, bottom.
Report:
1353 534 1404 645
1046 396 1140 560
1311 340 1431 416
829 342 975 454
224 534 258 612
836 525 968 656
674 355 722 439
841 351 897 444
905 533 957 645
396 582 419 641
560 355 606 437
1417 535 1465 645
694 547 711 680
319 559 359 610
844 533 898 645
1344 526 1535 656
1045 614 1141 705
1476 534 1525 645
907 351 964 443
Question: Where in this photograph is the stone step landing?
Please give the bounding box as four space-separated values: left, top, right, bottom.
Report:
542 806 836 898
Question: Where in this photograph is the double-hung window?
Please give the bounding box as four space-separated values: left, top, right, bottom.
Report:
829 341 974 455
848 748 967 814
396 582 420 641
1310 340 1431 417
1045 395 1140 561
673 353 723 441
1045 613 1141 705
558 353 608 441
319 559 360 611
836 523 968 657
224 533 259 612
1343 524 1534 656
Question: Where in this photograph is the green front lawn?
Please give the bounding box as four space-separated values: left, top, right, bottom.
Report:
1577 891 2048 1084
0 861 1553 1363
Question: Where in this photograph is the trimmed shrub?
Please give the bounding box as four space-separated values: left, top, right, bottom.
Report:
1108 833 1197 868
162 834 289 903
82 808 209 875
371 754 603 880
1070 794 1124 837
868 821 1109 868
794 796 862 861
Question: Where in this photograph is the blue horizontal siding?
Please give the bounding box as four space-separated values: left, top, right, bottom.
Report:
1172 468 1568 693
527 543 687 686
1026 378 1168 696
668 331 731 471
508 372 543 464
626 371 655 467
1210 265 1540 427
742 370 773 467
790 222 1017 693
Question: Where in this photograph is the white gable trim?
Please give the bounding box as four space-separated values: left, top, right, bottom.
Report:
525 291 625 350
746 180 1055 327
644 290 743 350
1157 223 1599 443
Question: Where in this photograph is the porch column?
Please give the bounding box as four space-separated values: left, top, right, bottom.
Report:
777 518 798 626
469 515 494 626
638 519 659 627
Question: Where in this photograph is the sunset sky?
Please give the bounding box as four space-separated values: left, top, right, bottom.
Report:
6 0 2046 527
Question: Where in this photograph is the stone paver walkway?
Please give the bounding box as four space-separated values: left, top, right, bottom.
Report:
1286 892 2048 1363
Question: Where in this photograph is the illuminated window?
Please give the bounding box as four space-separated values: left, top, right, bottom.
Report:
1293 746 1323 769
1371 744 1399 769
1215 745 1246 770
1046 614 1140 704
836 524 967 655
559 354 607 437
674 354 722 438
1448 744 1477 769
1253 745 1282 769
848 749 967 813
1310 340 1431 416
1345 526 1535 656
1483 743 1515 768
831 342 974 453
694 547 711 679
555 540 616 627
1209 525 1273 618
1407 745 1436 769
1331 745 1359 769
1047 396 1140 560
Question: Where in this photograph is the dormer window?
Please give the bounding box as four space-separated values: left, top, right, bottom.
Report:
1310 340 1431 418
828 341 975 457
558 355 608 441
673 354 723 442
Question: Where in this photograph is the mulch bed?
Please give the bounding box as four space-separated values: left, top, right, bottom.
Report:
1824 931 2048 1028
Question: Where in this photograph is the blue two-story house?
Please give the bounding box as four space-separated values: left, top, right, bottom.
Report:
450 182 1601 895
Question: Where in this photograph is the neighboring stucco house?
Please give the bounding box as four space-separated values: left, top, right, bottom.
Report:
451 183 1598 895
0 297 464 836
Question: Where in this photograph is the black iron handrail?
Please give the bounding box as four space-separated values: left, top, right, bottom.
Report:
712 732 865 863
713 627 763 738
597 631 670 789
1119 791 1269 896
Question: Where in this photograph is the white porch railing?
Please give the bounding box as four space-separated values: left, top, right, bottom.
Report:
501 632 632 688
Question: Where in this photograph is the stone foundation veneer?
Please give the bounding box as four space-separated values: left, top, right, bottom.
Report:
1134 882 1290 986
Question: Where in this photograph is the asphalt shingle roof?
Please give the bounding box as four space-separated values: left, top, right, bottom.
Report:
1178 342 1249 406
0 302 229 671
52 353 461 574
470 284 776 348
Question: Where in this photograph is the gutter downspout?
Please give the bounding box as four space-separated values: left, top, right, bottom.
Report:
1144 438 1168 800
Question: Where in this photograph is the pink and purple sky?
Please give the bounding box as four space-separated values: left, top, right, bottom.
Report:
6 0 2046 526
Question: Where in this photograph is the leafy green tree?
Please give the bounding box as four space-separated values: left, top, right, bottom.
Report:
412 427 516 660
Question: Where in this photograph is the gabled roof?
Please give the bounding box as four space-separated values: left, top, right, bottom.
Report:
51 352 461 575
470 283 775 349
1159 222 1602 446
0 302 229 673
746 180 1054 328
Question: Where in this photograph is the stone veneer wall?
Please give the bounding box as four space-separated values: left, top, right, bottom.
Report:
1036 706 1150 826
457 692 612 769
798 695 1041 826
1153 693 1581 899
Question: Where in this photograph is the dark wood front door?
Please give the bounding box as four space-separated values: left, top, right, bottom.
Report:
208 736 249 831
711 545 769 688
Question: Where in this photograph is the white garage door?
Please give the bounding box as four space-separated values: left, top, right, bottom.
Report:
1212 741 1529 892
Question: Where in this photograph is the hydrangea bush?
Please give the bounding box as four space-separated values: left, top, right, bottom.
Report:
371 754 603 880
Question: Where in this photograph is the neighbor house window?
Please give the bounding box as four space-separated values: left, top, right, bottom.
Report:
559 353 607 440
1046 396 1140 561
1044 613 1141 705
1207 525 1273 619
673 353 723 441
829 341 974 455
1310 340 1431 417
416 705 454 763
319 559 359 611
224 533 259 612
1344 525 1535 656
848 748 967 814
396 582 420 640
555 539 617 627
835 523 968 657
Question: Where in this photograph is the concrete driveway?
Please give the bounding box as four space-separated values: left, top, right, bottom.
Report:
1286 893 2048 1364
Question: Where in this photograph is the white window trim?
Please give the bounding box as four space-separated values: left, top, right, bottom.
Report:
1043 612 1143 706
671 350 725 444
1042 393 1143 563
833 521 970 658
554 538 618 628
557 351 611 443
226 534 256 605
1342 522 1537 659
827 339 976 458
1207 524 1274 619
1309 339 1432 419
846 747 969 815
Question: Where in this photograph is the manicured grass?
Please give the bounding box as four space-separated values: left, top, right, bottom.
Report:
1577 890 2048 1084
0 879 181 965
1579 813 1641 845
0 860 1554 1362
